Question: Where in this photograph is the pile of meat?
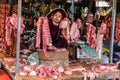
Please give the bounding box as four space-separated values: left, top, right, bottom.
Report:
19 65 86 79
102 16 120 42
20 65 63 79
3 57 119 80
19 63 119 79
75 63 119 80
91 63 119 73
81 63 119 80
3 57 28 73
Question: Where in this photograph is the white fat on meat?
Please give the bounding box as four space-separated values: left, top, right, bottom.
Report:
71 65 85 72
91 64 108 73
23 65 33 72
57 66 64 73
70 22 80 42
59 17 70 42
19 69 28 76
28 71 37 76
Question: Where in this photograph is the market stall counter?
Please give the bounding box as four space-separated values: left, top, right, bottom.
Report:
0 50 120 80
15 68 120 80
15 62 120 80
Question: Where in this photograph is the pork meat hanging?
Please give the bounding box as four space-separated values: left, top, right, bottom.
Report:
5 14 25 55
36 16 53 56
70 18 82 42
86 24 97 49
59 17 71 43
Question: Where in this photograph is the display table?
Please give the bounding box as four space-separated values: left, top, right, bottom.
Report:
15 72 83 80
1 55 120 80
15 69 120 80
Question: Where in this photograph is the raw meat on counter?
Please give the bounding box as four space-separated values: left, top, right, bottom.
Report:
91 63 119 73
18 65 87 79
19 65 63 79
64 66 73 75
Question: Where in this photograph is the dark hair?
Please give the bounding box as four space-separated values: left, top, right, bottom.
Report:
47 8 67 19
51 11 63 19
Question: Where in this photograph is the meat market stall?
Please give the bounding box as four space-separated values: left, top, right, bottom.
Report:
0 0 120 80
15 1 120 80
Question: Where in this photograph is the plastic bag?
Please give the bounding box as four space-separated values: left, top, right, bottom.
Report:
27 52 40 65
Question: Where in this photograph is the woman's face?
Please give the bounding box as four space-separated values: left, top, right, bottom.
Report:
52 12 62 23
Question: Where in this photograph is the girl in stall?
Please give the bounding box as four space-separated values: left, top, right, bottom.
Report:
47 8 71 52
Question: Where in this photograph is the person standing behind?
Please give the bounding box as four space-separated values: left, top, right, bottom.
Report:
47 8 70 52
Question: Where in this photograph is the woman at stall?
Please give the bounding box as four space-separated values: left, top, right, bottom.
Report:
36 8 70 54
47 8 70 52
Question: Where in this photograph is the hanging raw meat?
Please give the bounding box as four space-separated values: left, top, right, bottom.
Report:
36 16 53 56
86 24 97 48
59 17 71 43
5 14 25 46
36 17 44 48
70 18 82 42
5 14 25 55
98 22 107 35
